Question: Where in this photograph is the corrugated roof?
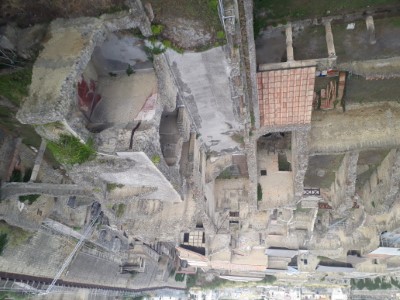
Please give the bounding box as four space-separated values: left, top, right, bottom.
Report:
257 67 315 127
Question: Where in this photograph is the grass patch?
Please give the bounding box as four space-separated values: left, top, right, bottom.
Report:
107 183 124 192
351 277 393 290
19 194 40 205
0 233 7 255
0 221 31 250
151 155 161 164
126 64 135 76
230 133 245 146
151 24 164 36
114 203 126 218
175 273 185 282
0 67 32 106
47 134 95 165
162 39 184 54
216 30 225 39
217 168 232 180
257 183 263 201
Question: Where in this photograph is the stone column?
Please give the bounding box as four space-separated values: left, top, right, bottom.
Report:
385 149 400 207
366 15 377 45
292 128 310 203
285 23 294 62
344 151 359 202
324 20 336 57
246 134 258 211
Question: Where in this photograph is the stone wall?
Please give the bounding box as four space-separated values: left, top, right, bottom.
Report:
360 149 400 213
329 151 358 210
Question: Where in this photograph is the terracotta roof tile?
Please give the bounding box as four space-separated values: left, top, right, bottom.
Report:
257 67 315 127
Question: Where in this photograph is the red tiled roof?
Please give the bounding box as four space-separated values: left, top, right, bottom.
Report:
257 67 315 127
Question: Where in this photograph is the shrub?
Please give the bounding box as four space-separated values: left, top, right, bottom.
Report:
257 183 263 201
0 233 7 255
19 194 40 204
186 273 198 289
107 183 124 192
175 273 185 282
216 30 225 39
262 275 277 283
23 168 32 182
9 169 22 182
151 24 164 36
115 203 126 218
126 64 135 76
0 67 32 106
151 155 160 164
47 134 95 165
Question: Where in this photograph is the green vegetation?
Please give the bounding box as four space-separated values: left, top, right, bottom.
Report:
261 275 277 284
216 30 225 40
372 201 376 208
0 221 31 250
151 24 164 36
0 67 32 106
230 133 245 146
217 168 232 180
144 42 166 61
278 153 291 171
99 3 129 15
107 183 125 192
162 39 184 54
250 112 255 127
186 272 198 289
351 277 395 290
257 183 263 201
18 194 40 205
115 203 126 218
0 233 7 255
0 290 30 300
9 169 22 182
47 134 95 165
175 273 185 282
22 168 32 182
253 0 400 36
151 155 161 164
126 64 135 76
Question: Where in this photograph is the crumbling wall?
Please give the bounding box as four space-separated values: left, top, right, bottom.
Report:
329 151 358 210
17 2 152 141
360 149 400 212
291 128 311 202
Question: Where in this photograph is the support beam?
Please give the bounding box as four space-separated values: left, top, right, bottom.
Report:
285 23 294 61
324 20 336 57
366 15 377 45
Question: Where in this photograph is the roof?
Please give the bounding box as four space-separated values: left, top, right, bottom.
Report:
368 247 400 257
316 266 355 273
257 67 315 127
265 248 298 258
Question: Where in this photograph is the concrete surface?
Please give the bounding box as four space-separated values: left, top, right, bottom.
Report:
309 102 400 154
91 32 152 74
167 47 243 152
91 70 157 125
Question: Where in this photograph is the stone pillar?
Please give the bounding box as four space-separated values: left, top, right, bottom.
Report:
344 151 358 202
246 135 258 211
30 139 47 182
330 151 358 210
366 15 377 45
285 23 294 62
292 128 310 203
324 20 336 57
385 149 400 207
